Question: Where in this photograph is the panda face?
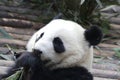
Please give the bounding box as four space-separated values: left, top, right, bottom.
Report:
36 33 65 53
26 19 102 70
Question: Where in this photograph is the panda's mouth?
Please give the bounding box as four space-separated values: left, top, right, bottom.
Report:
42 59 51 65
45 62 59 69
44 59 63 69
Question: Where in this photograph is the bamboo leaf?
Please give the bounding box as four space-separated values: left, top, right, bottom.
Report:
80 0 85 5
0 54 14 60
95 0 103 8
113 48 120 58
2 70 23 80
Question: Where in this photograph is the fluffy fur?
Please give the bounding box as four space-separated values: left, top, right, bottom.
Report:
1 19 102 80
27 19 95 70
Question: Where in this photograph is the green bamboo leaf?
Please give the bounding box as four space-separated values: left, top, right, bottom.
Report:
0 28 13 39
0 54 13 60
113 48 120 58
2 70 23 80
80 0 85 5
95 0 103 8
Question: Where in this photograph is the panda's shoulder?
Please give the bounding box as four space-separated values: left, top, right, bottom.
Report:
52 67 93 80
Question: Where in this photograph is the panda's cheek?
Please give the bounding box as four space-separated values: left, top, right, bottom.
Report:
40 51 54 60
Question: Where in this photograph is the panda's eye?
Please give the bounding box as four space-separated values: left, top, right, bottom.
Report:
35 32 44 42
53 37 65 53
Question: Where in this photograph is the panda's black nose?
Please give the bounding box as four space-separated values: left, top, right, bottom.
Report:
33 49 42 56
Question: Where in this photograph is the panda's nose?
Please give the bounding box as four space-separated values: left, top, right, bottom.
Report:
33 49 42 56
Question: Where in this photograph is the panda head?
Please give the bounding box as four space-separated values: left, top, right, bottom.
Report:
26 19 103 70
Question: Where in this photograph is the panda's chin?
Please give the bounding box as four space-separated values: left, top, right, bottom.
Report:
43 60 64 70
43 60 58 69
44 61 75 70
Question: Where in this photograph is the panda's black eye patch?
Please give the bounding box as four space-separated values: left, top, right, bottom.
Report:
35 32 44 42
53 37 65 53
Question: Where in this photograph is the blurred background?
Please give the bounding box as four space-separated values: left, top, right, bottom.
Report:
0 0 120 80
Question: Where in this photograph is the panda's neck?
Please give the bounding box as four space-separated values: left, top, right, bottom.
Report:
79 46 93 71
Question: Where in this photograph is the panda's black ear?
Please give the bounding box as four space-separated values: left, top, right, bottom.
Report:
84 25 103 46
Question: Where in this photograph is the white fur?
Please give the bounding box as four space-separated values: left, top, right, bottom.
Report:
26 19 93 71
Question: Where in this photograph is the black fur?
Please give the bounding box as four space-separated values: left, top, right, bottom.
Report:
1 52 93 80
33 49 42 57
85 26 103 46
53 37 65 53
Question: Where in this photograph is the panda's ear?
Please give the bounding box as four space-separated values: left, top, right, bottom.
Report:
84 25 103 46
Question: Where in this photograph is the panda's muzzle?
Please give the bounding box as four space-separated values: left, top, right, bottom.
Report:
33 49 42 57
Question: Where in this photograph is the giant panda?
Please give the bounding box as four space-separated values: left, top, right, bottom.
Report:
1 19 102 80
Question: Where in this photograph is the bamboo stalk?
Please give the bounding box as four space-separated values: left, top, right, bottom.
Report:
94 77 118 80
110 24 120 30
0 5 41 16
9 33 31 41
92 69 120 79
0 11 38 21
109 17 120 25
0 60 14 67
0 66 11 75
101 13 120 18
1 26 35 35
0 47 25 54
0 18 34 28
93 63 120 71
99 43 120 49
100 5 120 13
0 38 27 48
